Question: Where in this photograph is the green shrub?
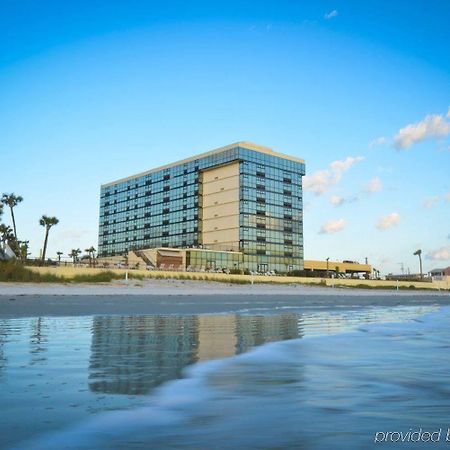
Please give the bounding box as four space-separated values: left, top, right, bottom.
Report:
0 262 145 283
0 261 63 282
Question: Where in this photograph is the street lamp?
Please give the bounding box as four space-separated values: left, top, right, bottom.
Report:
326 257 330 278
413 249 423 279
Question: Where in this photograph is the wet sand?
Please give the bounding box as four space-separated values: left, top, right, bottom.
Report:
0 279 449 317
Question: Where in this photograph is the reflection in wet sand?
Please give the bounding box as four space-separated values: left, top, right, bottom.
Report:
87 306 435 396
88 314 303 395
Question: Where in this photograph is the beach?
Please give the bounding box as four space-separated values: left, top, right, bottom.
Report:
1 280 450 317
0 302 448 450
1 282 450 449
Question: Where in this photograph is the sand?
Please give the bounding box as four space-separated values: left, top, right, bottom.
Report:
0 279 449 317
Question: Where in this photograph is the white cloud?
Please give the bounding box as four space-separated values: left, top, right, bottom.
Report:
330 195 345 206
394 113 450 150
303 169 332 195
329 156 364 176
445 192 450 201
426 245 450 261
369 137 387 149
319 219 347 234
303 156 364 195
376 213 400 230
324 10 338 19
366 176 383 193
422 195 441 209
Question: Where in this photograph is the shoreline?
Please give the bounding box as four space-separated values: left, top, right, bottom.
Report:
1 280 449 318
1 278 449 297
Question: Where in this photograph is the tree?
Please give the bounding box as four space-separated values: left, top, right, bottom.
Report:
1 193 23 241
69 248 81 265
0 224 13 244
0 203 3 221
18 240 30 260
56 251 63 264
85 246 96 267
39 216 59 262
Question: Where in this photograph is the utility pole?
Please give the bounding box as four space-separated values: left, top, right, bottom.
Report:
326 257 330 278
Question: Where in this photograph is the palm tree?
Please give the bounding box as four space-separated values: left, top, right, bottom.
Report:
85 246 97 267
56 251 63 264
0 203 3 221
69 248 81 265
39 216 59 262
1 193 23 241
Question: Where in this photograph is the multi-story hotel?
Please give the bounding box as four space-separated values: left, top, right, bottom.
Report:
98 142 306 273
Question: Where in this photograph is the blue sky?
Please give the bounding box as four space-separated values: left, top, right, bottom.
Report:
1 0 449 274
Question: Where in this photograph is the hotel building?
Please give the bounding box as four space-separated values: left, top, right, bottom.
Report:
98 142 305 273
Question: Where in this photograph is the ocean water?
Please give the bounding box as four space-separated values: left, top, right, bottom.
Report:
1 305 449 449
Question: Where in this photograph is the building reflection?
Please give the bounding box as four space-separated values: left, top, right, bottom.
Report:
89 316 200 395
235 314 301 354
29 317 48 365
0 321 8 376
88 313 301 395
